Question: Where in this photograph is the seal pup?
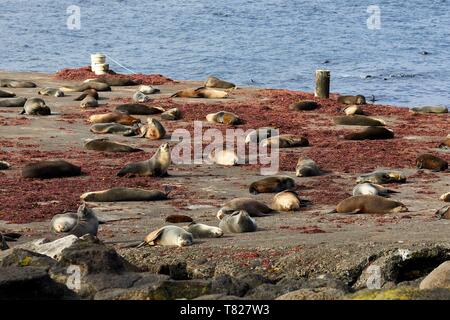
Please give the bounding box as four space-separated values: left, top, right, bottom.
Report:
439 135 450 149
135 118 166 140
439 192 450 202
352 183 398 197
334 115 385 126
435 205 450 220
60 82 111 92
171 87 229 99
344 105 364 115
344 127 394 140
411 106 448 114
289 100 319 111
161 108 181 120
138 85 160 94
132 91 151 103
337 95 366 105
0 89 15 98
84 138 142 152
20 98 51 115
0 97 27 108
357 171 406 184
90 123 137 135
219 211 257 233
206 111 242 125
245 127 277 144
217 198 275 219
139 226 193 247
38 88 64 97
204 76 236 89
115 103 164 115
296 157 321 177
260 135 309 148
183 222 224 238
81 187 168 202
330 195 408 214
51 203 99 237
0 161 10 170
271 191 302 212
208 149 240 166
22 160 81 179
249 176 296 194
0 79 36 88
74 89 99 101
117 142 170 177
89 112 141 125
165 215 194 223
416 154 448 171
80 95 98 108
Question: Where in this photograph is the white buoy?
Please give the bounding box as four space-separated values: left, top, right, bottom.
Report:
90 53 109 75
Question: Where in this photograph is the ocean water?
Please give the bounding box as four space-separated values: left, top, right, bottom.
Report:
1 0 450 107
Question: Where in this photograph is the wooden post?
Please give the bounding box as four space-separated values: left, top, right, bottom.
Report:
315 70 330 99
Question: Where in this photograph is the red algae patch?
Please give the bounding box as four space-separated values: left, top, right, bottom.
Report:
0 116 31 126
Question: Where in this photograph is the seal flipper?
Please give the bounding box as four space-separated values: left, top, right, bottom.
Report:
143 227 165 246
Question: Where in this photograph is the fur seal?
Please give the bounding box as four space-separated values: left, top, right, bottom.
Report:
0 89 16 98
439 135 450 149
89 112 141 125
296 157 321 177
183 222 224 238
140 225 193 247
337 95 366 105
135 118 166 140
289 100 319 111
115 103 164 115
344 105 364 115
0 97 27 108
165 215 194 223
20 98 51 115
85 77 138 86
217 198 275 219
117 142 170 177
435 205 450 220
51 203 99 237
74 89 99 101
357 171 406 184
60 82 111 92
204 76 236 89
0 161 10 170
219 211 257 233
171 87 229 99
331 195 408 214
80 95 98 108
0 79 36 88
334 115 385 126
271 191 302 211
81 187 168 202
90 123 137 135
161 107 181 120
352 183 398 197
439 192 450 202
206 111 242 125
132 91 151 103
411 106 448 114
38 88 64 97
245 127 276 144
249 176 296 194
344 127 394 140
208 149 239 166
138 85 160 94
416 154 448 171
84 138 142 152
22 160 81 179
0 233 8 251
260 135 309 148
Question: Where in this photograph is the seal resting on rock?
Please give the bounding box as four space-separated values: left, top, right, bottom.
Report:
89 112 141 125
115 104 164 115
20 98 51 115
357 171 406 184
38 88 64 97
271 191 302 212
161 107 181 120
219 211 257 233
416 154 448 171
81 187 168 202
171 87 229 99
296 157 321 177
0 97 27 108
344 127 394 140
204 76 236 89
330 195 408 214
334 115 385 126
74 89 99 101
139 226 193 247
217 198 275 219
183 222 224 238
411 105 448 114
117 142 170 177
0 89 16 98
135 118 166 140
22 160 81 179
0 79 36 88
289 100 319 111
435 205 450 220
249 176 296 194
51 203 99 237
260 134 309 148
206 111 242 125
84 138 142 152
337 95 366 105
352 183 399 197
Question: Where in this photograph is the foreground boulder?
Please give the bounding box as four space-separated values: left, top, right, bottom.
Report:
420 261 450 290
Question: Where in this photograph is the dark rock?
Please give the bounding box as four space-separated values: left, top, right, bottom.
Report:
158 261 189 280
211 275 250 297
0 249 56 270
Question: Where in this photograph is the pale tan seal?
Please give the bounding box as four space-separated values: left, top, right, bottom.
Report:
439 135 450 149
138 85 160 94
217 197 275 219
343 105 364 115
352 183 398 197
416 154 448 171
38 88 64 97
51 203 99 237
271 191 302 211
260 135 309 148
183 222 224 238
139 225 193 247
219 211 257 233
20 98 51 115
206 111 242 125
208 149 240 166
330 195 408 214
171 87 229 99
81 187 168 202
337 95 366 105
439 192 450 202
356 171 406 184
296 157 321 177
136 118 166 140
204 76 236 89
84 138 142 152
117 142 170 177
89 112 141 125
22 160 81 179
161 107 181 120
249 176 296 194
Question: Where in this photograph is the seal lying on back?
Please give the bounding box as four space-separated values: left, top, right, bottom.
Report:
245 127 277 144
0 79 36 88
38 88 64 97
117 143 170 177
22 160 81 179
84 138 142 152
90 123 137 135
0 89 16 98
60 81 111 92
115 103 164 115
289 100 319 111
217 198 275 219
337 95 366 105
416 154 448 171
20 98 51 115
219 211 257 233
204 76 236 89
357 170 406 184
271 191 302 211
161 108 181 120
330 195 408 214
183 222 224 238
74 89 99 101
51 203 99 237
81 187 168 202
411 106 448 114
206 111 242 125
89 112 141 125
0 97 27 108
249 176 296 194
344 127 394 140
334 115 385 126
139 225 193 247
135 118 166 140
296 157 321 177
352 183 398 197
171 87 229 99
260 135 309 148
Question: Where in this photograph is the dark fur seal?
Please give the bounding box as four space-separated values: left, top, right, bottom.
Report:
337 95 366 105
295 157 321 177
80 95 98 108
74 89 99 101
84 138 142 152
115 103 164 115
330 195 408 214
89 77 138 86
249 176 296 194
22 160 81 179
334 115 385 126
0 89 16 98
411 106 448 114
0 97 27 108
357 171 406 184
51 203 99 237
0 79 36 88
204 76 236 89
20 98 51 115
289 100 319 111
217 198 275 218
161 108 181 120
81 187 168 202
60 82 111 92
117 143 170 177
416 154 448 171
0 161 10 170
344 127 394 140
90 123 136 135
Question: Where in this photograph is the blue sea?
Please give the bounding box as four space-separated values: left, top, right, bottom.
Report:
1 0 450 107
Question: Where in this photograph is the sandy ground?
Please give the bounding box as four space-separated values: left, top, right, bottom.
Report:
0 70 449 282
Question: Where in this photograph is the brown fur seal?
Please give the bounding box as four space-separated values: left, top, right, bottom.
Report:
416 154 448 171
117 142 170 177
161 107 181 120
171 87 229 99
411 106 448 114
439 192 450 202
0 97 27 108
296 157 321 177
219 211 257 233
204 76 236 89
81 187 168 202
89 112 141 125
331 195 408 214
337 95 366 105
438 135 450 149
84 138 142 152
344 127 394 140
271 191 302 211
60 82 111 92
0 79 36 88
74 89 99 101
22 160 81 179
206 111 242 125
80 95 98 108
51 203 99 237
0 89 16 98
20 98 51 115
289 100 319 111
334 115 385 126
249 176 296 194
343 105 365 115
217 198 275 219
85 77 137 86
260 134 309 148
435 205 450 220
357 171 406 184
38 88 64 97
135 118 166 140
165 215 194 223
115 103 164 115
139 226 193 247
0 234 8 251
90 123 137 135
